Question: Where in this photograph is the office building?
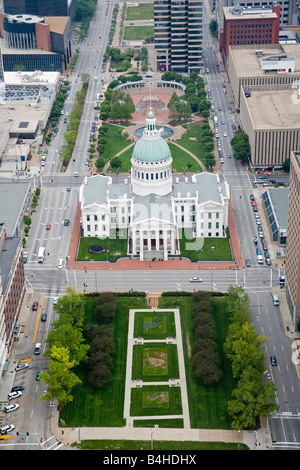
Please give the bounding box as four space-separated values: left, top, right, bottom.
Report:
228 43 300 108
213 0 298 30
0 14 72 72
285 151 300 326
154 0 203 72
220 4 280 68
239 85 300 168
3 0 78 20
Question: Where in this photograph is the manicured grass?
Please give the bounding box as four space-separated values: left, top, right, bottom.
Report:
60 294 236 438
100 124 132 163
168 142 202 173
124 26 154 41
107 145 133 172
158 295 235 430
132 343 179 381
130 385 182 416
134 311 176 339
79 439 247 450
60 295 148 428
77 233 128 262
175 123 208 166
179 228 233 261
126 4 154 21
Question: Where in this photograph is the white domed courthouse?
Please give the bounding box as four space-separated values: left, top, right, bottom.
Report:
79 110 230 261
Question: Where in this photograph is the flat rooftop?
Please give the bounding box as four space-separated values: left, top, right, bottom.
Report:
244 88 300 130
229 44 300 77
3 70 60 86
224 6 278 20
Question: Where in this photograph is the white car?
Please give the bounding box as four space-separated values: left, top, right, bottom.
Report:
53 297 58 304
4 404 19 413
8 391 22 401
58 259 63 269
190 277 202 283
256 219 261 225
223 132 227 137
0 424 15 435
15 363 29 372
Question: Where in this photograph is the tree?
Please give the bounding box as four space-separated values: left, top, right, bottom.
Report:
282 158 290 173
95 292 117 323
110 157 122 172
40 346 81 408
96 157 105 171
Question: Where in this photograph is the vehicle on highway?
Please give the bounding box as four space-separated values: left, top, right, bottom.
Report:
15 363 29 372
32 301 38 311
46 223 51 230
245 259 251 267
270 356 277 366
190 277 202 283
8 391 22 401
41 313 47 322
3 404 19 413
11 386 24 392
0 424 15 435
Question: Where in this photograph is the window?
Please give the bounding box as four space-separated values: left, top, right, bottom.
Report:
94 215 98 221
87 225 91 231
87 215 90 221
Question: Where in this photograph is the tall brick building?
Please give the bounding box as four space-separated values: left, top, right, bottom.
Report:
220 4 281 68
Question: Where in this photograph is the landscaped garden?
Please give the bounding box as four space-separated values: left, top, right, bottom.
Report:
77 231 128 262
179 228 233 262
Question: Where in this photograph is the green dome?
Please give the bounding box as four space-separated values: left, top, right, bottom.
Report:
132 135 171 163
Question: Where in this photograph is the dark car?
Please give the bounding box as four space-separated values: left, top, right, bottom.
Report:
41 313 47 322
64 219 69 226
11 385 24 392
250 195 255 201
264 250 270 258
245 259 251 267
252 205 258 212
270 356 277 366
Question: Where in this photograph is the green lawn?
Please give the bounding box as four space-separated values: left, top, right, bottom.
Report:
179 229 233 261
60 295 148 428
126 4 154 21
130 386 182 417
100 124 132 163
79 439 247 450
124 26 154 41
77 233 128 262
158 295 235 430
174 124 209 166
134 311 176 339
168 142 202 173
132 343 179 381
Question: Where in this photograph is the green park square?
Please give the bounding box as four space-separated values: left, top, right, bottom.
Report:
134 311 176 339
132 343 179 381
130 385 182 417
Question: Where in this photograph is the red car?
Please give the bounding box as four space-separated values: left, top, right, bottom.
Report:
46 223 51 230
32 301 38 311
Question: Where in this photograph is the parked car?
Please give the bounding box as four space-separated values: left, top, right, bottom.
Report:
3 404 19 413
8 391 22 401
11 386 24 392
252 205 258 212
266 258 272 266
15 363 29 372
0 424 15 435
250 195 255 201
190 277 202 283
